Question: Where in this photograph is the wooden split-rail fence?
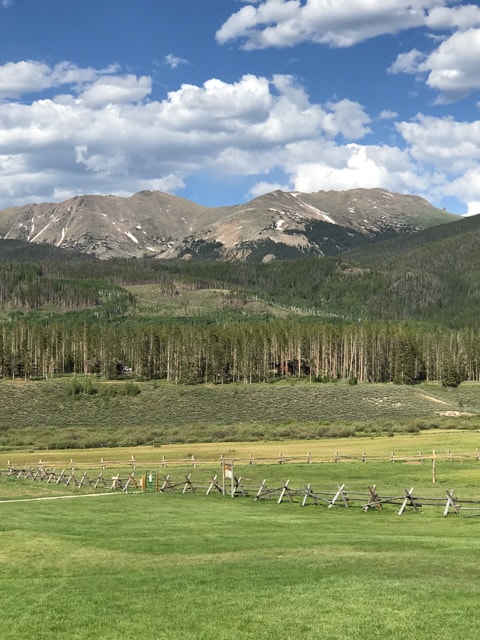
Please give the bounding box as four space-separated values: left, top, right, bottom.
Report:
4 463 143 493
3 451 480 517
3 462 480 516
1 447 479 472
154 474 480 517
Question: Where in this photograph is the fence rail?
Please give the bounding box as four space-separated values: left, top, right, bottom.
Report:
1 448 479 471
2 464 143 493
3 463 480 517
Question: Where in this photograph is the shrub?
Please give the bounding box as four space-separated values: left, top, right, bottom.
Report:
118 382 141 396
68 377 98 396
98 385 119 398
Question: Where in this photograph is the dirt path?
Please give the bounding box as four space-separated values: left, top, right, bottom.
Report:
415 392 449 405
0 492 140 504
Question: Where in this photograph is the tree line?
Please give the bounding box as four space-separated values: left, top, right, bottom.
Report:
0 316 475 386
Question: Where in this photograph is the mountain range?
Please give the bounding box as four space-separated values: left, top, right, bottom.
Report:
0 188 457 261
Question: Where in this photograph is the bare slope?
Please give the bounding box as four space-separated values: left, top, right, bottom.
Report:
0 191 208 259
0 188 457 260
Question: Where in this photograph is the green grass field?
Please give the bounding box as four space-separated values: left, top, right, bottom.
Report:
2 439 480 640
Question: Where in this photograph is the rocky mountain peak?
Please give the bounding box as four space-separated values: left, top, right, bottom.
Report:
0 188 457 261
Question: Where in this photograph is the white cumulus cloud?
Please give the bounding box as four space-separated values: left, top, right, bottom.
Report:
421 28 480 100
216 0 480 50
164 54 189 69
391 29 480 100
0 60 120 99
287 143 428 194
395 113 480 212
79 75 152 108
388 49 426 75
219 1 480 103
2 58 480 216
396 114 480 171
426 4 480 30
0 63 372 209
248 180 291 198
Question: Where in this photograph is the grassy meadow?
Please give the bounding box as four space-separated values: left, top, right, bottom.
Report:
1 376 480 449
2 435 480 640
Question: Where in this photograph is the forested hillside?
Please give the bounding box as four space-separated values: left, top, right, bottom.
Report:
1 214 479 387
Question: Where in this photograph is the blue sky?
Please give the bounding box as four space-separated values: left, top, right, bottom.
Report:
1 1 480 214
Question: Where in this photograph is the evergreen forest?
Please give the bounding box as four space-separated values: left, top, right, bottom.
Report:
1 212 480 388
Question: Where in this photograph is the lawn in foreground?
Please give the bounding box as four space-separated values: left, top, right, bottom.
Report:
1 473 480 640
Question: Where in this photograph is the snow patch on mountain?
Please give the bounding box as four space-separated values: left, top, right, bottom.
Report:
125 231 139 244
56 227 66 247
291 193 336 224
